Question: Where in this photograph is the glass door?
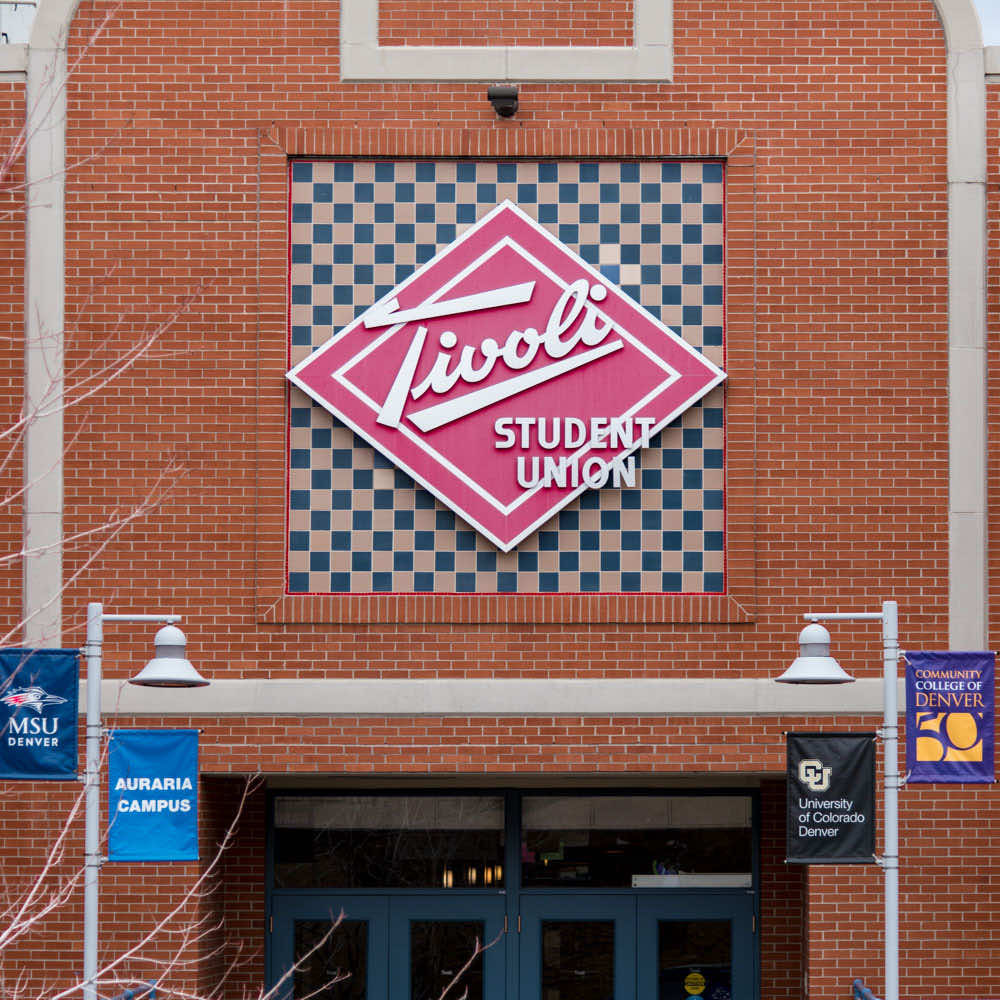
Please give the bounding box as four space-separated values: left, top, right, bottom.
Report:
273 894 506 1000
271 895 389 999
518 893 636 1000
636 893 756 1000
388 895 507 1000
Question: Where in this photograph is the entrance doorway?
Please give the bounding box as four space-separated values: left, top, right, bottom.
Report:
269 791 757 1000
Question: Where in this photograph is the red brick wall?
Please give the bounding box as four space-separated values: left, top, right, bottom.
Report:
56 0 952 669
198 778 268 998
760 779 805 998
378 0 634 46
96 712 880 999
1 1 992 998
0 782 84 992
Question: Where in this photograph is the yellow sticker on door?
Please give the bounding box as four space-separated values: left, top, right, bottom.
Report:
684 971 707 995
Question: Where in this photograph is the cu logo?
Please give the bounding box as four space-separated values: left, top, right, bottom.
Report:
798 758 832 793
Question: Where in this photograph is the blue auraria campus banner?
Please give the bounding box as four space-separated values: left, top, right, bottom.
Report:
108 729 199 861
905 651 995 784
0 649 79 779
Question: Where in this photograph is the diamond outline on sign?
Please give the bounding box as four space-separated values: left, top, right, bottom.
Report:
333 234 682 517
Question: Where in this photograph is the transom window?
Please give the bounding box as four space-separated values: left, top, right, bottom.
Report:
272 792 753 891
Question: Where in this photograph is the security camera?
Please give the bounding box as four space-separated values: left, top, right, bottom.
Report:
487 85 519 118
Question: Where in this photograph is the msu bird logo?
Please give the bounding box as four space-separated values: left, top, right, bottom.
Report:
1 686 68 714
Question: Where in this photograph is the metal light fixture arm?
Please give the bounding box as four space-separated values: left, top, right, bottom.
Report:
800 600 900 1000
81 602 184 1000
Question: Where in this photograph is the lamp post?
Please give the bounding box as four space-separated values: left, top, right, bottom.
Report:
82 602 209 1000
776 599 900 1000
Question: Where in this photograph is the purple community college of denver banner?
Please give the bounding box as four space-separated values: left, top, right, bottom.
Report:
0 649 79 780
905 651 995 784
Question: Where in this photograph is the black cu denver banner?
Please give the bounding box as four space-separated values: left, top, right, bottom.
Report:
787 732 876 864
0 649 79 780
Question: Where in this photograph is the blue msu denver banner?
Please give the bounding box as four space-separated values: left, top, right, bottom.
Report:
108 729 199 861
905 651 995 784
0 649 79 779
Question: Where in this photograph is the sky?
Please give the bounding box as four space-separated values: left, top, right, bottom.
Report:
975 0 1000 44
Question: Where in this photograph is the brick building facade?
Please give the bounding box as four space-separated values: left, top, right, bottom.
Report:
1 1 998 998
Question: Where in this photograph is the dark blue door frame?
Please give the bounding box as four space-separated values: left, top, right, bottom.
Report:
388 894 507 999
272 889 755 1000
636 891 756 1000
518 892 637 1000
271 895 390 1000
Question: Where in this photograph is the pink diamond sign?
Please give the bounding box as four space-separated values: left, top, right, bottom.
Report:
287 201 726 552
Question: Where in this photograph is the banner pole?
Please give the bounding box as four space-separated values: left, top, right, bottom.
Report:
882 599 900 1000
83 602 103 1000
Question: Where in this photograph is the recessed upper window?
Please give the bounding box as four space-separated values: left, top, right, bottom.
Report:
340 0 673 81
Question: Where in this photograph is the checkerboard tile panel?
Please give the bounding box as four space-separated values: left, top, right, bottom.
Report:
288 160 725 594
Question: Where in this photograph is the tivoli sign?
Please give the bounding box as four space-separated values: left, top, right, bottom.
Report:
287 201 726 552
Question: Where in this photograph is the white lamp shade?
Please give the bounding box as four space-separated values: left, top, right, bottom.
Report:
129 624 209 688
775 622 855 684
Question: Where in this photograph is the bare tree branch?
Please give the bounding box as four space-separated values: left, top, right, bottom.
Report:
436 928 505 1000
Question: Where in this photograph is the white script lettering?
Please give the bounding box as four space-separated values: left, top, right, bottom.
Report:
375 280 623 432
